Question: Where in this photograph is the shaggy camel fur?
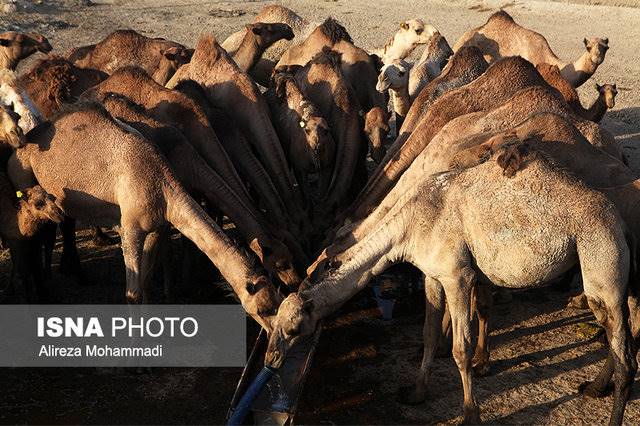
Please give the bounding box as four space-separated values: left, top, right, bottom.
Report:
374 19 438 64
267 146 637 425
8 102 282 330
0 31 51 70
95 92 302 289
167 22 294 87
221 5 312 86
453 10 608 88
536 63 618 122
20 56 107 118
267 70 335 203
167 34 306 230
376 59 411 129
408 32 453 100
0 69 43 134
346 56 544 223
68 30 192 86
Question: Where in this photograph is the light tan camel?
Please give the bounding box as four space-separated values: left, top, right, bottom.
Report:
376 59 411 129
0 31 51 70
453 10 608 88
374 19 438 64
408 32 453 99
68 30 193 86
0 69 43 133
266 144 637 426
7 102 282 330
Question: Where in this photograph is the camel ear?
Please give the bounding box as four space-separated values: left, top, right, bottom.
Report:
583 38 589 47
246 281 257 295
400 21 409 30
302 298 314 314
612 83 617 90
595 82 602 91
247 24 264 36
602 37 609 45
162 47 182 61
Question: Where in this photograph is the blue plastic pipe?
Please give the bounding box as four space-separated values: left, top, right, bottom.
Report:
227 366 276 425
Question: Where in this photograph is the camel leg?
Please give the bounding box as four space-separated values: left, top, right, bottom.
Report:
442 267 481 424
582 272 637 425
436 302 452 357
400 276 445 405
473 282 493 377
59 217 85 282
140 230 164 304
120 226 147 304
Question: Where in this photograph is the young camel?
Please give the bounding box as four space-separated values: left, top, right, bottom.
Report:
453 10 608 88
376 59 411 130
536 63 618 122
92 91 302 289
167 22 294 87
374 19 438 64
7 102 282 330
408 32 453 99
266 145 637 426
68 30 192 86
0 31 52 70
166 34 306 232
19 56 107 118
267 70 335 204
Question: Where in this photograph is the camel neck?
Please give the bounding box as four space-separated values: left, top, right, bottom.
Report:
586 95 607 122
602 180 640 237
391 87 411 117
233 32 261 72
0 50 18 70
562 51 596 88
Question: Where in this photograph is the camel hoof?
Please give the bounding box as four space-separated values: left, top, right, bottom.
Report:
472 362 491 377
396 386 426 406
578 380 613 398
463 406 482 424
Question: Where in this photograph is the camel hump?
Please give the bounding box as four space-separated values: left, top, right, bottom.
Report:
318 17 353 44
310 46 343 68
488 10 515 23
495 138 531 178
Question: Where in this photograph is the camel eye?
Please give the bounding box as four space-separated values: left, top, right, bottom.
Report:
398 71 405 77
415 28 423 35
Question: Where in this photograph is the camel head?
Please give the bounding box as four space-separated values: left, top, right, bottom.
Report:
583 37 609 65
243 274 284 333
398 19 437 46
246 22 294 49
0 32 52 69
596 82 617 109
265 292 317 369
250 237 302 290
376 59 410 92
155 45 193 85
0 102 24 148
19 185 64 224
364 106 390 164
299 100 334 172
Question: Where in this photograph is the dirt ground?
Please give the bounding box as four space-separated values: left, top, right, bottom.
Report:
1 0 640 424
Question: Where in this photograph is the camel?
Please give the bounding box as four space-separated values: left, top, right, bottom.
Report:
7 101 282 330
266 144 637 426
345 56 545 223
0 69 43 134
19 56 108 118
536 63 618 123
267 70 335 204
230 22 294 72
68 30 193 86
166 34 306 231
290 49 364 229
453 10 609 87
408 32 453 100
167 22 294 88
0 173 64 302
0 99 24 150
376 59 411 129
276 18 390 164
92 91 302 289
0 31 52 70
221 5 313 86
374 19 438 64
398 46 488 137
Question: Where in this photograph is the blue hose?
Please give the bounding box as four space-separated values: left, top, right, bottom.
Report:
227 366 276 425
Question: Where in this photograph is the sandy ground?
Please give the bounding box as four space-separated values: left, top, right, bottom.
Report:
0 0 640 424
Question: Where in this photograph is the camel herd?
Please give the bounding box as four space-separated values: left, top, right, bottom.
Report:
0 4 635 424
